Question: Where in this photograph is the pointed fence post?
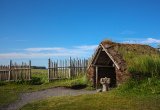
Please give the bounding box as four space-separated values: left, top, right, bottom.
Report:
8 60 12 81
29 60 31 80
48 59 51 82
68 57 71 78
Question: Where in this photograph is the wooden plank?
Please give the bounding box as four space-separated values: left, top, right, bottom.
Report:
93 48 102 65
68 57 71 78
8 60 12 81
56 60 58 78
29 60 31 80
91 65 114 68
87 45 100 69
48 59 50 81
47 58 88 80
100 44 120 70
96 66 98 90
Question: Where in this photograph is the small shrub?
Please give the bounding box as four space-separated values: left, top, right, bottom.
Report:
70 76 87 89
0 81 6 86
31 69 48 83
15 80 26 84
28 77 43 85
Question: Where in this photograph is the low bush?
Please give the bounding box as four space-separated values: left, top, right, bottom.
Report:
68 75 88 89
28 77 43 85
31 69 48 83
13 77 43 85
15 80 26 84
0 81 6 86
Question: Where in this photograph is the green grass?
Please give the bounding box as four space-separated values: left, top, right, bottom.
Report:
116 77 160 96
127 55 160 77
31 69 48 83
119 45 160 78
0 69 87 106
20 42 160 110
21 76 160 110
21 94 160 110
21 90 160 110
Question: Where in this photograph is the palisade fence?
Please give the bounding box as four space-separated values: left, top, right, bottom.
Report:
0 60 31 81
48 57 88 80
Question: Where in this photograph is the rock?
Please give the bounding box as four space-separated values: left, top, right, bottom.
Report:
97 89 102 92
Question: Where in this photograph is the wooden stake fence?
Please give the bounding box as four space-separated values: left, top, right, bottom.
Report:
0 60 31 81
48 57 88 81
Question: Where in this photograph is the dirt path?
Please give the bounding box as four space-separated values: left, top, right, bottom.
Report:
1 87 96 110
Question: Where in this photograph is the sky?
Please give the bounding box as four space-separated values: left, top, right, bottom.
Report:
0 0 160 67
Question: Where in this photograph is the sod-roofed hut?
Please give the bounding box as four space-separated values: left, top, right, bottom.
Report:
87 40 159 89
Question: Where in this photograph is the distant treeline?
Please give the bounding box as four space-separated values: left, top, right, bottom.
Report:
31 66 46 69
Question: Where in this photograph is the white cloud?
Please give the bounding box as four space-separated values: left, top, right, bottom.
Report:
123 38 160 44
0 52 75 59
25 47 66 52
0 45 97 59
74 45 98 50
141 38 160 44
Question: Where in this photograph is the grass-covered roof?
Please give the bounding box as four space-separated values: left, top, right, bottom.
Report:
101 40 160 77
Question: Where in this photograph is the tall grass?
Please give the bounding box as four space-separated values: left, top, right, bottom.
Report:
127 55 160 78
31 69 48 83
116 77 160 96
116 53 160 96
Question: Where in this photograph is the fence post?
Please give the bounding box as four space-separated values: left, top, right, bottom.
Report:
29 60 31 80
8 60 12 81
68 57 71 78
48 59 50 81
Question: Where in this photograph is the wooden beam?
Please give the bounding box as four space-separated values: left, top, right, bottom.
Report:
96 66 98 90
100 44 120 70
29 60 31 80
87 46 100 69
92 65 114 68
93 48 102 65
8 60 12 81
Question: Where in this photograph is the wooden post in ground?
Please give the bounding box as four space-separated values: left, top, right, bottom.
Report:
15 63 17 81
96 66 98 90
56 61 58 78
8 60 12 81
48 59 50 82
68 57 71 78
29 60 31 80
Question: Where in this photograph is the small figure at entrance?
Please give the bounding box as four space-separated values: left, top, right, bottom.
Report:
100 77 110 91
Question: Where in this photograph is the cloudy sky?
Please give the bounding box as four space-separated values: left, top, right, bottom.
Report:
0 0 160 66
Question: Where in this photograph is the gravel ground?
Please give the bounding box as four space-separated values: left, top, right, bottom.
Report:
1 87 96 110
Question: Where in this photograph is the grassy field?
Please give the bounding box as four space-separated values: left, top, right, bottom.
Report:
1 55 160 110
21 78 160 110
21 65 160 110
21 93 160 110
0 69 87 106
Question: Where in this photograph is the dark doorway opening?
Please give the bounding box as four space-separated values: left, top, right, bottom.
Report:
92 49 117 89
